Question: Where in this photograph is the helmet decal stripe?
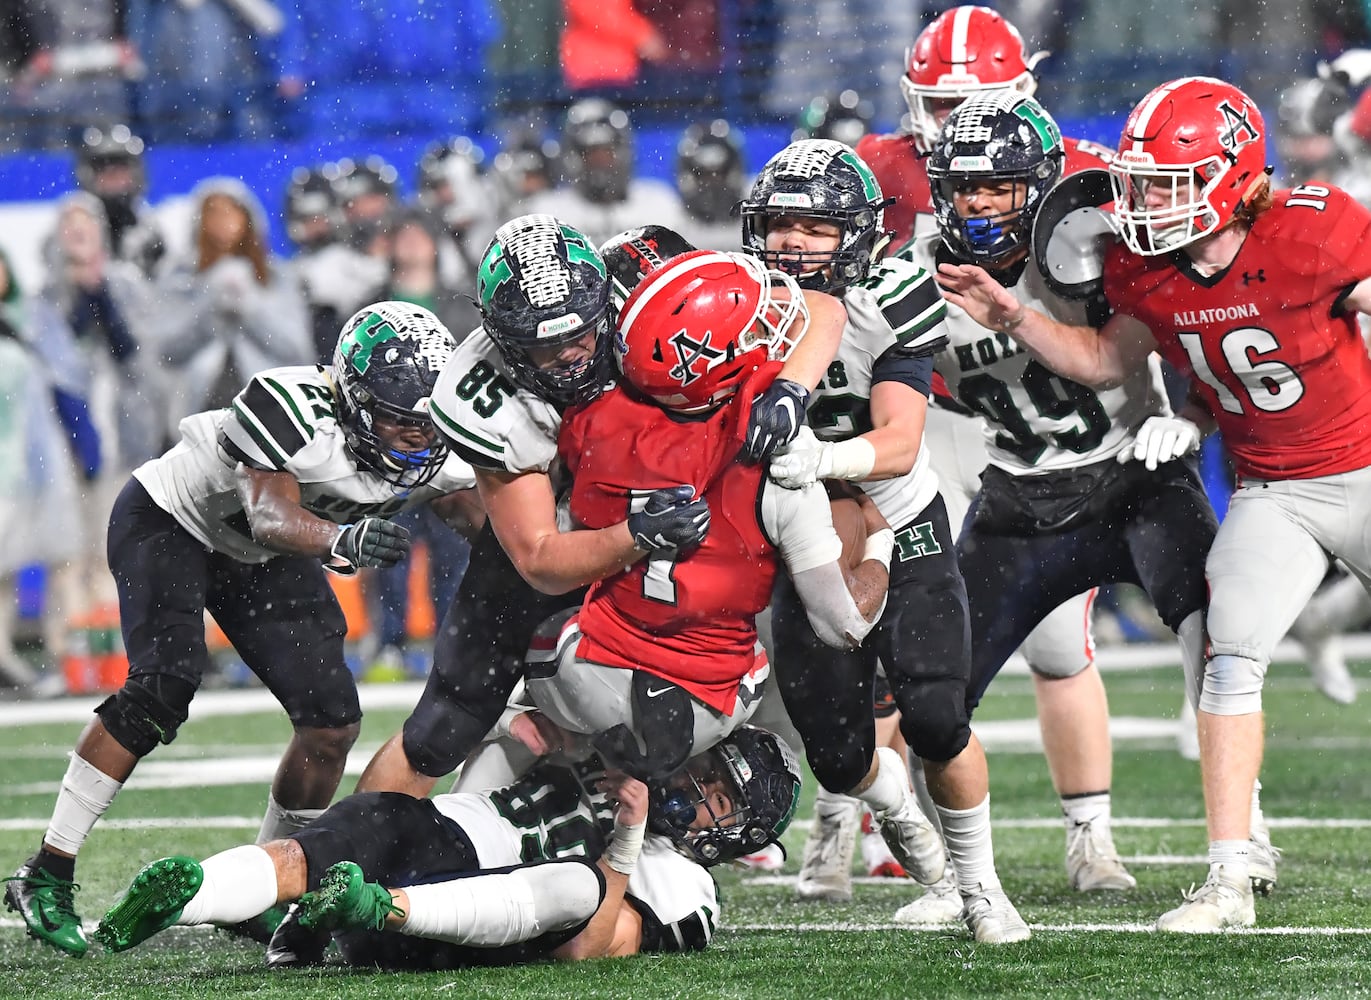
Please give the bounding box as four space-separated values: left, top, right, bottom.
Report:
1126 78 1188 151
619 250 735 332
951 5 973 63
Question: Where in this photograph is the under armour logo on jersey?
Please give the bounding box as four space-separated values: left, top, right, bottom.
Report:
1217 100 1260 162
1242 269 1266 285
668 328 725 385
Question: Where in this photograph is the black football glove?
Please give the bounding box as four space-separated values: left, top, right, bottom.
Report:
330 517 411 573
627 485 710 550
741 378 810 464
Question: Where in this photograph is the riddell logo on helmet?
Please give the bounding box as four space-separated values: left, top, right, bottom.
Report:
537 313 583 338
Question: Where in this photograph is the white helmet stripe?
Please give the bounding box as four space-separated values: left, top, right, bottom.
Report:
951 6 973 62
617 250 737 333
1126 78 1192 153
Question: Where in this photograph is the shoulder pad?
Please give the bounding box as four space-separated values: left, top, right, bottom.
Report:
1032 169 1119 301
225 366 337 469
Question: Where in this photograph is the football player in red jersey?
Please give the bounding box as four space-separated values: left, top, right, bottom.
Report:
518 250 896 781
855 4 1112 247
938 75 1371 933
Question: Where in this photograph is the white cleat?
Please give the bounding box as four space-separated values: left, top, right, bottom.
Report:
1302 633 1357 705
1155 868 1255 933
874 749 945 886
892 864 962 928
1066 819 1137 892
961 883 1031 943
795 795 860 902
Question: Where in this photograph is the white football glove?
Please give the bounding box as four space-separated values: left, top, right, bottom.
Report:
769 425 832 490
1118 416 1202 471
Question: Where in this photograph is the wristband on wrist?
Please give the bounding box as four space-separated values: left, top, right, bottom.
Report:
861 527 896 570
999 308 1026 333
604 817 647 875
826 437 877 481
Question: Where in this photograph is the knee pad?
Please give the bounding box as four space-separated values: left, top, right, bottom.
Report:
1026 655 1091 681
802 725 874 794
96 674 199 757
402 701 489 779
896 679 972 763
1198 654 1266 716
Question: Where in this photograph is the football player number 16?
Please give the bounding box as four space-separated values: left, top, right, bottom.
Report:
1177 329 1304 415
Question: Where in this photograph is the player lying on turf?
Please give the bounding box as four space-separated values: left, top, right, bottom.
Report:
94 724 799 967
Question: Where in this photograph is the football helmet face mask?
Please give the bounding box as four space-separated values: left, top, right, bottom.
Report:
332 301 456 489
1109 76 1269 256
928 91 1065 264
649 727 802 867
740 139 893 296
562 98 634 204
477 215 612 407
616 250 808 413
598 225 698 313
902 6 1041 152
676 120 746 224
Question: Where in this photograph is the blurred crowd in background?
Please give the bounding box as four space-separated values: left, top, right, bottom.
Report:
4 0 1371 698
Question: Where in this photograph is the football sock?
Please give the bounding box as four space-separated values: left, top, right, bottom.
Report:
43 753 123 856
1207 840 1250 884
1061 791 1112 832
399 862 602 947
256 796 327 844
178 846 280 926
851 746 907 816
937 795 998 895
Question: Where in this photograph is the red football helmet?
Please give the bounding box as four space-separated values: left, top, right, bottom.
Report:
615 251 808 413
1109 76 1270 256
901 6 1043 150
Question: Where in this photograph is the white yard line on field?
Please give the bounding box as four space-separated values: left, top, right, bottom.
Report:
4 630 1369 728
725 920 1371 935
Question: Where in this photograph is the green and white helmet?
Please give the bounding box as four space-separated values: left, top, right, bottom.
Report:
331 300 456 488
477 214 612 407
739 139 893 295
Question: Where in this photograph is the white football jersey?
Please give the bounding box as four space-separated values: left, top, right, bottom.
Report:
434 758 719 953
428 328 565 475
808 255 947 529
908 234 1170 474
132 365 475 563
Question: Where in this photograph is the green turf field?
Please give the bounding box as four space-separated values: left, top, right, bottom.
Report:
3 659 1370 1000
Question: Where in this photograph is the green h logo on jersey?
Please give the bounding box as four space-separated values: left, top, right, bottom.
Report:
838 150 882 203
339 312 399 374
894 521 943 561
1013 100 1062 154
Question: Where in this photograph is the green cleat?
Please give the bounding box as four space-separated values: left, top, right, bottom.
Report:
94 856 204 952
296 861 404 933
5 862 88 957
